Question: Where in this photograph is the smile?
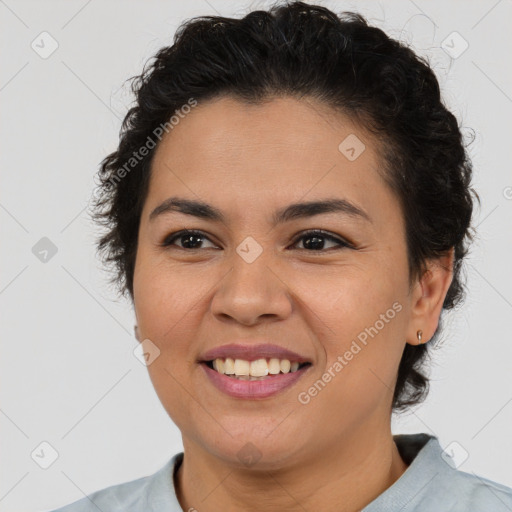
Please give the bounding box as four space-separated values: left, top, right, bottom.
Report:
201 358 312 399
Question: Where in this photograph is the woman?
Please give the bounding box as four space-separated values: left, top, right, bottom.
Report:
48 1 512 511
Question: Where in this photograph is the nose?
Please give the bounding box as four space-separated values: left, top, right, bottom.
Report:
210 251 293 326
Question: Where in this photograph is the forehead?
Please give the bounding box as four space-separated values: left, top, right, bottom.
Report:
154 95 373 163
146 95 399 228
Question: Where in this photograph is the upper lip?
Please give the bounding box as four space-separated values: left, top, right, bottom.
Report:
199 343 312 363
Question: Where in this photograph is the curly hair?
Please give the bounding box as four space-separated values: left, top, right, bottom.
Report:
89 0 479 412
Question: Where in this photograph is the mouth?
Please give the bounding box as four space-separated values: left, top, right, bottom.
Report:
201 358 312 380
197 343 313 398
199 357 312 399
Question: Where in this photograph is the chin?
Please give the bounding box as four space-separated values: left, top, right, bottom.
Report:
198 427 308 469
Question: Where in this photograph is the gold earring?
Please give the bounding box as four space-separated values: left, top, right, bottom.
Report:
417 330 423 344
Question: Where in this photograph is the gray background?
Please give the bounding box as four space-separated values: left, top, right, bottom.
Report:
1 0 511 510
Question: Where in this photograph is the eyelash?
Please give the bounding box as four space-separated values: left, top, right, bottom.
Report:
160 229 352 252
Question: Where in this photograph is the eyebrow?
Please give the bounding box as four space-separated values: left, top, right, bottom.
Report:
149 196 372 225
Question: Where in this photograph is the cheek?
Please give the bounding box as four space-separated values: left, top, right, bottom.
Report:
133 258 206 427
133 252 205 339
296 261 399 336
133 255 213 381
313 262 407 397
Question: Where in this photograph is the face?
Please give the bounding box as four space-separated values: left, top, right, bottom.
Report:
133 95 422 469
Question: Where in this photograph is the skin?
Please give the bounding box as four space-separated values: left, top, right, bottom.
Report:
132 95 454 512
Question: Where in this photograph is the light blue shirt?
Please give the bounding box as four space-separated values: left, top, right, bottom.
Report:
45 433 512 511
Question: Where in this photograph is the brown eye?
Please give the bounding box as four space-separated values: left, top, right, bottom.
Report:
161 230 218 250
291 230 351 251
160 229 351 252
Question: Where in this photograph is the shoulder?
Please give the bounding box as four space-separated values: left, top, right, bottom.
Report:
369 434 512 512
438 468 512 511
411 436 512 511
44 474 151 512
42 454 182 512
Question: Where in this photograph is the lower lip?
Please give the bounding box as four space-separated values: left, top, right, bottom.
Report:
200 363 311 399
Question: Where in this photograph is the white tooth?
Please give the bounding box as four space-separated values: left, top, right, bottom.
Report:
213 358 225 374
234 359 250 376
213 357 301 376
268 358 281 374
250 358 269 377
224 357 235 374
280 359 291 373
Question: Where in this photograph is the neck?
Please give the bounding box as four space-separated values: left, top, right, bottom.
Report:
174 423 408 512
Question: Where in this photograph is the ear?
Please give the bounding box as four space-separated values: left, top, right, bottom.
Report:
134 324 141 343
405 247 454 346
